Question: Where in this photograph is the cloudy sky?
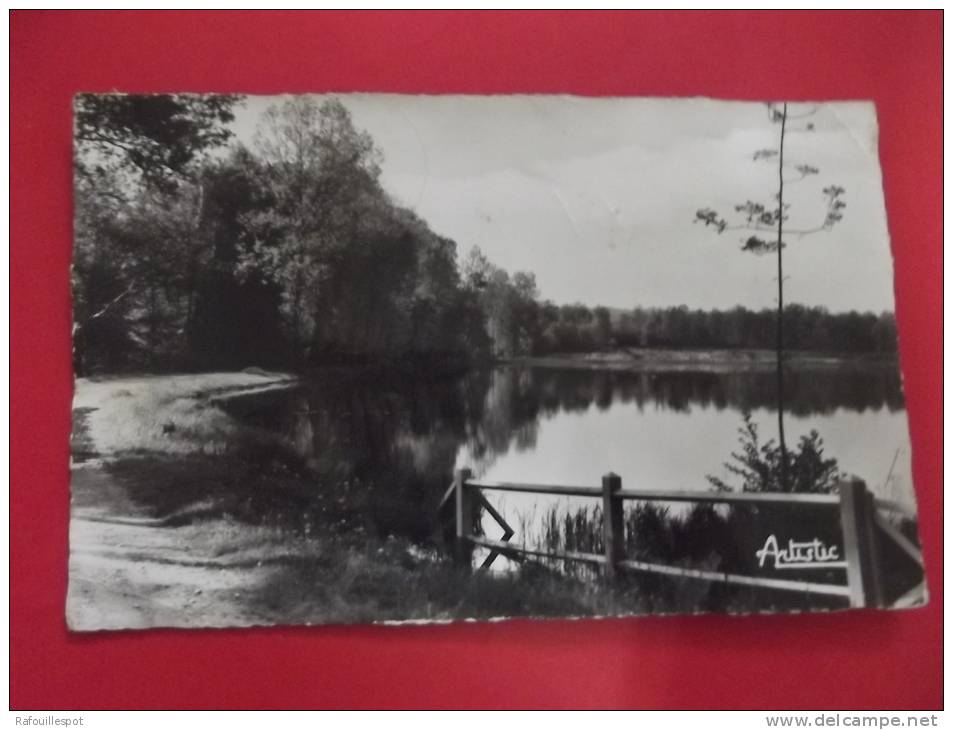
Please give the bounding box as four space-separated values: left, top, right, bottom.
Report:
230 95 895 313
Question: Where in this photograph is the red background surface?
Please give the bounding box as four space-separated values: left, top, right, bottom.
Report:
10 11 943 710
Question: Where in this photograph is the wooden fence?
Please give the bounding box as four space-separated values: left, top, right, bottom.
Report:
439 469 925 609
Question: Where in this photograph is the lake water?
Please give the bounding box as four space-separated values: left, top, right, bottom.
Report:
229 363 914 560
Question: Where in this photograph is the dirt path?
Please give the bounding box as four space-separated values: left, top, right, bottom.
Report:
67 372 297 631
68 466 284 630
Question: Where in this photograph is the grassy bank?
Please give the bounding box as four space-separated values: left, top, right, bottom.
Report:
71 370 299 459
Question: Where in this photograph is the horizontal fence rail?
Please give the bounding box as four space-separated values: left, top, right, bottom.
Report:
467 480 603 498
617 559 853 598
472 480 843 506
440 468 925 609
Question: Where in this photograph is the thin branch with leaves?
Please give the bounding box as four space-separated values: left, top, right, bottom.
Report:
693 102 847 490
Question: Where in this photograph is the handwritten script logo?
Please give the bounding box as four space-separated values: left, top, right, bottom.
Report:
755 535 846 570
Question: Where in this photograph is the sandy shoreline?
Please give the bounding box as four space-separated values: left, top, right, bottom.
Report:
506 348 898 372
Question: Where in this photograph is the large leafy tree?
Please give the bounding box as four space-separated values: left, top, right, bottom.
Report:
242 96 384 359
187 146 288 368
72 94 241 373
74 93 241 194
461 246 540 358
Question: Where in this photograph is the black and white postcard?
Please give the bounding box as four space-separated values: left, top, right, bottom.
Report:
69 94 925 630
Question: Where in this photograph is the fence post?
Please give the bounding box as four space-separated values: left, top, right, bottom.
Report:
861 489 885 606
602 472 624 580
839 479 882 608
454 467 474 567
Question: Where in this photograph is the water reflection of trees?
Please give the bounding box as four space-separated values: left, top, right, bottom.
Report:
242 364 903 544
513 365 903 419
244 369 477 542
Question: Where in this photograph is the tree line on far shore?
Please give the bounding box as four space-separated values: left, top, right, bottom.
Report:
73 93 898 375
467 288 898 358
607 304 895 354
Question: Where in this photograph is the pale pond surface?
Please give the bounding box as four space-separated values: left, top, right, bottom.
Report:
230 363 913 559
